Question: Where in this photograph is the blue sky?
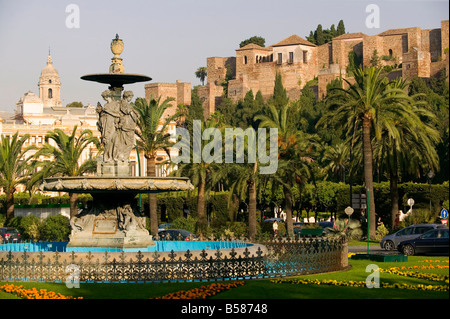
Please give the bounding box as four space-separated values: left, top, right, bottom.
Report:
0 0 448 114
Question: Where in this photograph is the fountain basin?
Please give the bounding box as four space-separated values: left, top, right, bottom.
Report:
0 240 252 253
40 176 194 194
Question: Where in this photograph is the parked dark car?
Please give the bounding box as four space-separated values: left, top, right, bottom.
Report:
158 223 173 231
0 228 22 243
380 224 443 250
397 228 449 256
158 229 197 241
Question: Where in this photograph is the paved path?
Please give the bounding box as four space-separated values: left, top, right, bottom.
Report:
348 245 385 253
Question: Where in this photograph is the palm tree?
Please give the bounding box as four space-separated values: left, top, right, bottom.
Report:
374 78 440 228
133 96 176 236
195 67 207 86
172 117 224 237
33 127 100 218
228 161 260 240
0 133 37 222
256 103 318 237
322 142 350 183
320 66 414 240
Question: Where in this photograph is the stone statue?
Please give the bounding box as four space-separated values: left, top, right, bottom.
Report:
97 89 121 163
96 89 137 166
116 91 137 162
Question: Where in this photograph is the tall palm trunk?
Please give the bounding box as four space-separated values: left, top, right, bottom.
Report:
389 146 399 230
5 188 15 223
362 117 376 240
284 186 294 237
147 154 158 237
196 176 207 236
248 177 257 241
69 193 79 219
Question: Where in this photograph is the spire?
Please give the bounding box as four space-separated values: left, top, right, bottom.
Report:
47 46 52 65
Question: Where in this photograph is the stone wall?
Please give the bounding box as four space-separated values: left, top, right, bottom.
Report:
144 80 191 118
200 20 448 114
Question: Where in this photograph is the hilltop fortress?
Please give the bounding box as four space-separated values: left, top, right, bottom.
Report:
192 20 449 118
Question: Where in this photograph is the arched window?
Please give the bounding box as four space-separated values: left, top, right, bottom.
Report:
388 49 393 57
49 79 52 83
48 88 53 99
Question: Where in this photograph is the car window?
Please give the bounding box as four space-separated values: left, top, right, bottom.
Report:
421 230 438 239
438 230 449 238
414 226 433 234
396 227 413 236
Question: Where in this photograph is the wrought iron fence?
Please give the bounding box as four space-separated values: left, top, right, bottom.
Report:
0 237 347 283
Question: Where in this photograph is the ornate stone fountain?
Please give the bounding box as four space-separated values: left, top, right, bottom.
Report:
41 34 194 249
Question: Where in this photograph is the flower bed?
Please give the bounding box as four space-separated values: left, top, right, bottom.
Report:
271 278 448 291
0 284 82 299
153 281 246 299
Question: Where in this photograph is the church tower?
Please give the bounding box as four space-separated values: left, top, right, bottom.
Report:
38 52 62 107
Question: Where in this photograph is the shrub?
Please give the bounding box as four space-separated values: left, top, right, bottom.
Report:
401 208 437 227
376 224 389 241
40 215 70 242
170 216 198 234
18 216 42 240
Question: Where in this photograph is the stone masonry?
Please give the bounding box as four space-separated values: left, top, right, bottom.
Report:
199 20 449 112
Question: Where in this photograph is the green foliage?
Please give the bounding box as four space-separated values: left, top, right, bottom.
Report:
326 218 361 240
195 67 207 85
240 36 265 48
306 20 345 44
401 208 437 227
170 216 198 233
65 101 83 108
260 221 286 237
375 223 389 241
16 215 42 240
270 72 288 109
39 215 70 242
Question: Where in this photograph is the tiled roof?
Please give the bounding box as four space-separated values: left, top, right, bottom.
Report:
333 32 367 40
270 35 316 47
237 43 272 51
377 27 420 36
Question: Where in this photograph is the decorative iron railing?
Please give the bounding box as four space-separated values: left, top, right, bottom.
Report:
0 237 347 283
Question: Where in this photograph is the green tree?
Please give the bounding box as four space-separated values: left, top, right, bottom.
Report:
195 67 207 85
65 101 83 108
374 78 440 227
240 36 266 48
0 133 37 222
133 96 177 236
316 24 325 45
34 127 100 219
320 66 414 240
271 72 288 110
173 117 224 236
256 103 318 237
337 20 346 36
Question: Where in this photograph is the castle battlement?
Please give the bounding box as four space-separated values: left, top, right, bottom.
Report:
199 20 449 114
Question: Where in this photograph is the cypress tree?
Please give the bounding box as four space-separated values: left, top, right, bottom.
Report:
337 20 345 35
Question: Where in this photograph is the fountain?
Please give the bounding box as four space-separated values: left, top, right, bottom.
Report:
0 36 349 284
41 34 194 250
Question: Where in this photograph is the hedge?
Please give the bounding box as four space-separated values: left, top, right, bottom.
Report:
1 181 447 230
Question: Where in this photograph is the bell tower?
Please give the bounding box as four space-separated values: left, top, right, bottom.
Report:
38 51 62 107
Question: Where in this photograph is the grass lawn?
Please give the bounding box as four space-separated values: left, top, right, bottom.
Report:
1 255 448 300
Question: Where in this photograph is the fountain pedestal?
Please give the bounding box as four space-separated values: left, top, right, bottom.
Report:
42 176 193 249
